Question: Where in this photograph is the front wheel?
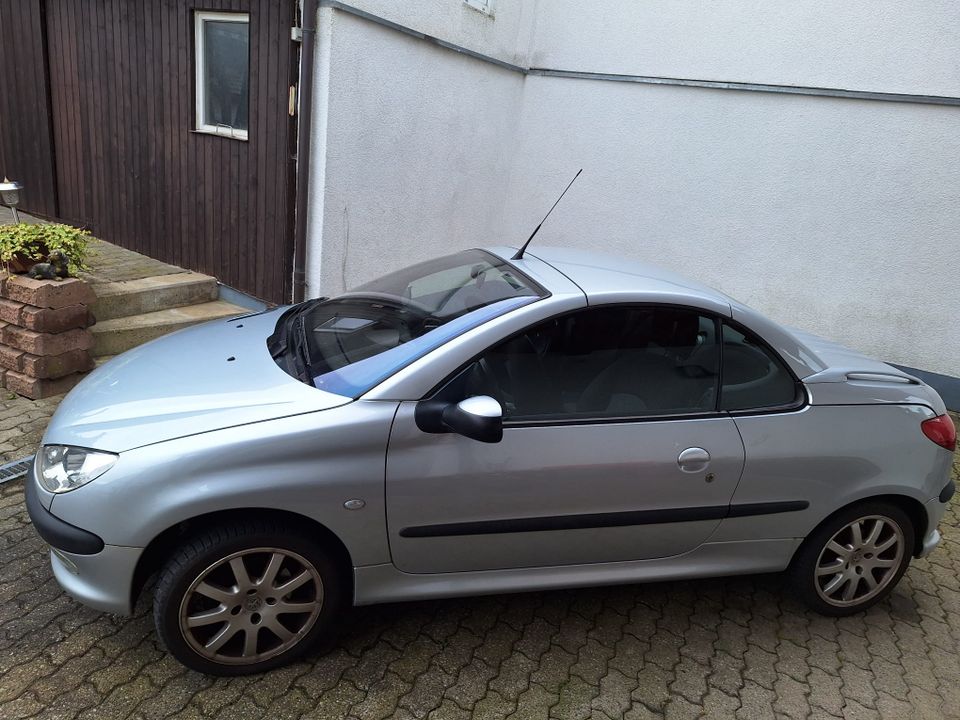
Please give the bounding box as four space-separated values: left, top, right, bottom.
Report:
153 521 345 675
790 501 914 616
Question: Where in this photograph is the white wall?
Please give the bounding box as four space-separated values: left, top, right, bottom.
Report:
306 2 960 376
497 77 960 376
345 0 539 66
306 9 525 295
530 0 960 97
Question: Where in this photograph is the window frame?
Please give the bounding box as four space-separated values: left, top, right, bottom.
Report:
718 318 807 417
194 10 250 141
422 303 807 426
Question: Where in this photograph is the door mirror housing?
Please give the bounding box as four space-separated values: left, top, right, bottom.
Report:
416 395 503 443
442 396 503 443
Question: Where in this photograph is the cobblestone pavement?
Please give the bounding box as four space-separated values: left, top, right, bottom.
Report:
0 408 958 719
0 392 63 462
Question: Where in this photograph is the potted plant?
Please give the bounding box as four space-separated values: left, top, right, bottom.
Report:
0 222 93 276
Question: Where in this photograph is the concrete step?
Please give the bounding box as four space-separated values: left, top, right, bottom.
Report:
91 272 219 321
91 300 248 357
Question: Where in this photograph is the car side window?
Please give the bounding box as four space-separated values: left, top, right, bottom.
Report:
452 306 720 421
719 323 798 411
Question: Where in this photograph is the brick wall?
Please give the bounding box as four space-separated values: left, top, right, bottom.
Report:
0 275 96 399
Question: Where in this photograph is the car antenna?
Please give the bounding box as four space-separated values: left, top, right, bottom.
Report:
512 168 582 260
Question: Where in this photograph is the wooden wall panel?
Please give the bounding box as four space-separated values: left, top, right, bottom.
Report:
0 0 58 217
42 0 296 302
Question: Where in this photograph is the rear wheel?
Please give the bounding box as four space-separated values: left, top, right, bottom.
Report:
154 521 345 675
790 501 914 616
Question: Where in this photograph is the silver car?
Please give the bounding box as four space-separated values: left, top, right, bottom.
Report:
26 247 956 675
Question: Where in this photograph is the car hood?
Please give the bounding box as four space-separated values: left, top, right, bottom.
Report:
43 308 352 453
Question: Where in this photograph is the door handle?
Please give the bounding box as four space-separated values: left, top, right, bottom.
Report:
677 447 710 473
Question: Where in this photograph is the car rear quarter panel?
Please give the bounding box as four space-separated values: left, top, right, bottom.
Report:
711 402 951 543
47 400 400 567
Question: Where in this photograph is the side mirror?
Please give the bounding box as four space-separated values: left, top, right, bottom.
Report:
442 396 503 443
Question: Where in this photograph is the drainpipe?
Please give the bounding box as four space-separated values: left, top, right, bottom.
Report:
292 0 318 303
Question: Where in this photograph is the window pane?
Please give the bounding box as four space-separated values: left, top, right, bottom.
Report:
461 307 719 421
351 250 543 319
269 250 545 395
202 19 249 132
720 324 798 410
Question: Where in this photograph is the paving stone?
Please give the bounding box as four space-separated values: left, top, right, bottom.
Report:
551 675 598 720
444 657 497 709
591 667 637 718
471 689 514 720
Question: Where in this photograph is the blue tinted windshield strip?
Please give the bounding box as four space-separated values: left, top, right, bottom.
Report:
313 296 537 398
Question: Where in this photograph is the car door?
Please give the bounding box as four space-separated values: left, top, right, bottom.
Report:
385 305 747 574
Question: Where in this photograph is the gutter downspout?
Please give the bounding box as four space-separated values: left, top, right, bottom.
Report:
292 0 318 303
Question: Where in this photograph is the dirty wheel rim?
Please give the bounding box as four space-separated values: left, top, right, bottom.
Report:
179 547 323 665
814 515 904 607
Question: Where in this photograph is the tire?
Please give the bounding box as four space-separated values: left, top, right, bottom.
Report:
153 520 346 675
790 501 914 616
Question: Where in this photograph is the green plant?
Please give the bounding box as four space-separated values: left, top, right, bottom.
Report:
0 222 93 276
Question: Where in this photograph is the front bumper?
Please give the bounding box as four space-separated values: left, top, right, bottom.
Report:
24 476 104 554
25 477 140 615
49 545 141 615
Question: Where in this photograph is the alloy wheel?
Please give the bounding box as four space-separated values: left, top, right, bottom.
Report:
814 515 904 607
178 547 324 665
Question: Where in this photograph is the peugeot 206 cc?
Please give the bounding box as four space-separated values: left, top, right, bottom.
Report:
26 247 956 674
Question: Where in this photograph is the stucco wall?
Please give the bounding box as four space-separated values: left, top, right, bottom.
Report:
498 76 960 376
306 10 525 297
306 4 960 377
344 0 538 66
529 0 960 97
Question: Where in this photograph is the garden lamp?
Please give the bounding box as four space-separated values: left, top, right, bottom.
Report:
0 178 24 224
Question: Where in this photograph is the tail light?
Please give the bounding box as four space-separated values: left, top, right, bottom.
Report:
921 414 957 452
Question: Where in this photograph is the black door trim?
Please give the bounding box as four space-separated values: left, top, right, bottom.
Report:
398 500 809 538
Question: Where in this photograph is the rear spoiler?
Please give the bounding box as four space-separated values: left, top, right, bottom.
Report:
803 368 921 385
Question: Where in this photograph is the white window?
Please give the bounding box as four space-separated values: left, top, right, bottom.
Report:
194 11 250 140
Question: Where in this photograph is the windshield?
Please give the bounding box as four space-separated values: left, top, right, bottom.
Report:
269 250 546 397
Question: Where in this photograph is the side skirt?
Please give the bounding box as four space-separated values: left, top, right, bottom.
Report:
352 538 802 606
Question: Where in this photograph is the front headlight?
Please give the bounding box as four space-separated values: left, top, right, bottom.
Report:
37 445 117 493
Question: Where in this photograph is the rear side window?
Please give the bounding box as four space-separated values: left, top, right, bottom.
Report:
720 324 798 410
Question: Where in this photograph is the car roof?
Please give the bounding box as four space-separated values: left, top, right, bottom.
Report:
367 246 928 401
487 245 735 315
485 245 826 380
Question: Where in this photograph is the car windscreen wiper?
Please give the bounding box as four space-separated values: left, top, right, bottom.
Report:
291 314 314 383
268 299 326 356
267 298 327 384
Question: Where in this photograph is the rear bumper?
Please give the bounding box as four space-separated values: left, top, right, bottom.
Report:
940 480 956 504
917 491 951 559
917 528 942 559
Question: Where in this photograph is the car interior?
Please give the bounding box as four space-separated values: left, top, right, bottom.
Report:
453 306 798 420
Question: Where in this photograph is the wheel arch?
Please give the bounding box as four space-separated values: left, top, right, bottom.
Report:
131 507 355 610
790 493 928 567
